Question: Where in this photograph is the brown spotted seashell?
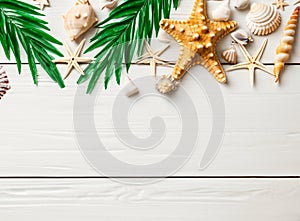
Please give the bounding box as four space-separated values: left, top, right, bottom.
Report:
0 66 11 100
246 3 281 36
222 44 237 64
63 0 98 41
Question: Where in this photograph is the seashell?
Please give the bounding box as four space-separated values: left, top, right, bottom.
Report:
212 0 231 22
0 66 11 100
156 75 179 94
246 3 281 36
274 6 300 83
63 0 98 41
101 0 118 10
222 44 237 64
233 0 250 10
231 29 254 45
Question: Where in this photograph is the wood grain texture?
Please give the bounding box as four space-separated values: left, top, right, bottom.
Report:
0 178 299 220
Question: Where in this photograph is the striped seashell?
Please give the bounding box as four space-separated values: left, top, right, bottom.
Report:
222 44 237 64
274 6 300 82
246 3 281 36
0 66 11 100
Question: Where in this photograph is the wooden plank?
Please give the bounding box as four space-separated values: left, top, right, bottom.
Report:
1 64 300 176
0 178 299 220
1 0 299 64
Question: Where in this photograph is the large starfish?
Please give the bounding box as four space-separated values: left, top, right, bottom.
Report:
33 0 50 10
159 0 237 83
227 38 273 86
272 0 289 11
52 39 93 80
134 41 173 76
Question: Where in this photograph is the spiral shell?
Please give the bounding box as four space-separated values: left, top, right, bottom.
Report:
274 6 300 82
222 44 237 64
63 0 98 41
246 3 281 36
0 66 11 100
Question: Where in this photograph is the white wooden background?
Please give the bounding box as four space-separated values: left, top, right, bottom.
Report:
0 0 300 220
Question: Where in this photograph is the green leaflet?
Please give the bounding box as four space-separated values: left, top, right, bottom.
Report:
80 0 179 93
0 0 64 88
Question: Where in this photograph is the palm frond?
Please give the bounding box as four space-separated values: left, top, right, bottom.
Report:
0 0 65 88
78 0 179 94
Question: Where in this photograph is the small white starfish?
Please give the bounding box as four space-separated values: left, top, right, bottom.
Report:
33 0 50 10
53 39 93 80
272 0 289 11
134 41 173 76
227 38 274 86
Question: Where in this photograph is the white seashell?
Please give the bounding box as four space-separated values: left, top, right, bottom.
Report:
246 3 281 36
212 0 231 22
0 66 11 100
233 0 250 10
63 0 98 41
222 44 237 64
231 29 253 45
101 0 118 10
156 75 179 94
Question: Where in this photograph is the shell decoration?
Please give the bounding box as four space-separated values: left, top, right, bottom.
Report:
63 0 98 41
0 66 11 100
101 0 118 10
274 6 300 83
246 3 281 36
212 0 231 22
156 75 179 94
233 0 250 10
222 44 237 64
231 29 254 45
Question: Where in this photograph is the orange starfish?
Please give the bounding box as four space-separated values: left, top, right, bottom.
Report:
160 0 237 83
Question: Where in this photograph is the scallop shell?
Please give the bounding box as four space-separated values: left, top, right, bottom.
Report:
0 66 11 100
212 0 231 21
63 0 98 41
246 3 281 36
234 0 250 10
222 44 237 64
231 29 254 45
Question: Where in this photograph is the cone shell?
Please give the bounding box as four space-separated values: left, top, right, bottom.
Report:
246 3 281 36
222 45 237 64
274 6 300 82
63 0 98 41
0 66 11 100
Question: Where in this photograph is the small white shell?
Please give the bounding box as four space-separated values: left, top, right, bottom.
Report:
212 0 231 22
246 3 281 36
63 0 98 41
0 66 11 100
222 44 237 64
231 29 254 45
156 75 179 94
101 0 118 10
233 0 250 10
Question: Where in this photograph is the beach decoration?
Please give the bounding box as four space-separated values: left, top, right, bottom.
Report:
101 0 118 10
0 66 11 100
231 29 254 45
212 0 231 21
272 0 289 11
222 44 237 64
33 0 50 10
233 0 250 10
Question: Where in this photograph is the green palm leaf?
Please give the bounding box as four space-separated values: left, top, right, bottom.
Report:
0 0 65 88
79 0 179 93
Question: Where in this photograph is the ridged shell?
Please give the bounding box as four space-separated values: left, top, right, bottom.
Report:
63 0 98 41
0 66 11 100
246 3 281 36
156 75 179 94
222 45 237 64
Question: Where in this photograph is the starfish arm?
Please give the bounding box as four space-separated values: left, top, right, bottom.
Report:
72 62 84 75
63 62 74 80
226 62 251 71
199 54 227 83
144 41 153 54
189 0 207 21
255 62 274 76
76 58 93 63
210 20 238 42
63 41 73 57
150 60 156 76
238 43 252 63
52 57 71 63
248 66 255 87
155 45 170 56
254 38 268 61
74 39 86 57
